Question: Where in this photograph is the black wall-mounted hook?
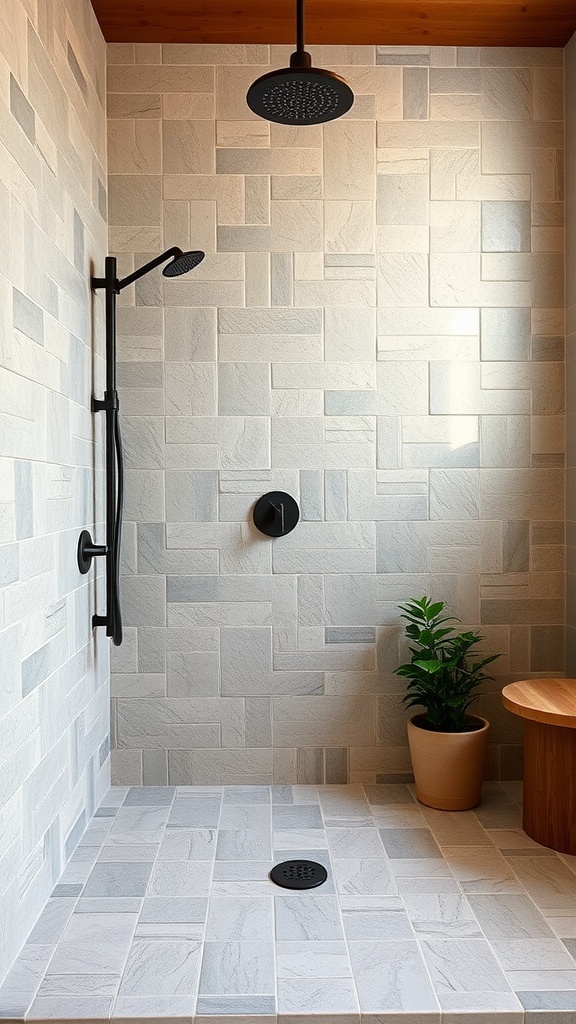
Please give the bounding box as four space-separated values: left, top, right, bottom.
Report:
253 491 300 538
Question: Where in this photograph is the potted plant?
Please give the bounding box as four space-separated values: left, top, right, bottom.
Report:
395 596 500 811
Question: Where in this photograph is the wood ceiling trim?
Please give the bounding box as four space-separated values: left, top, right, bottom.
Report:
91 0 576 47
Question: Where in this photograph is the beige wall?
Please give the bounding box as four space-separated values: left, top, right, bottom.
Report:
0 0 109 986
107 43 565 787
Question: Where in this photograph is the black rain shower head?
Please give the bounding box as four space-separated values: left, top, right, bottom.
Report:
163 249 205 277
114 247 205 292
246 0 354 126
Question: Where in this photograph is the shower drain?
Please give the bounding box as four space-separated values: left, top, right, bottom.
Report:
269 859 328 890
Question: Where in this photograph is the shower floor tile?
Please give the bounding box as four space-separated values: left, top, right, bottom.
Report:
2 783 576 1021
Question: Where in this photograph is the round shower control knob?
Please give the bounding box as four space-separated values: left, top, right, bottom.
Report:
253 491 299 537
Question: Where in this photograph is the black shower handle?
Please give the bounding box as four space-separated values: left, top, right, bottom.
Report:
270 500 285 534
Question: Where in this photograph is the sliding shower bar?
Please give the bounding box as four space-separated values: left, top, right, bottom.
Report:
77 247 205 648
78 255 123 646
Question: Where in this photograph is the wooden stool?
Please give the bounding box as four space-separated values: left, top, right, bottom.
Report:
502 678 576 854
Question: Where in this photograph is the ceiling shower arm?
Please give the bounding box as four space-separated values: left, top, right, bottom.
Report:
290 0 311 67
296 0 304 53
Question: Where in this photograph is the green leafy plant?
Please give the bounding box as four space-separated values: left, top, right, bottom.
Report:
395 596 500 733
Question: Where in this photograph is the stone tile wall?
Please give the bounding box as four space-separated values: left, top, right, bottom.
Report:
0 0 109 986
566 33 576 672
107 43 566 787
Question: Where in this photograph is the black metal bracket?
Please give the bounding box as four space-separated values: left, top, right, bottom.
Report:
77 530 106 575
92 276 120 294
253 491 300 537
93 392 119 413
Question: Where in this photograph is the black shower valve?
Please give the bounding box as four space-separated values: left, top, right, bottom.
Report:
253 491 299 537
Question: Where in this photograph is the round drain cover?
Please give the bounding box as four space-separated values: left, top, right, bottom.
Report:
269 859 328 890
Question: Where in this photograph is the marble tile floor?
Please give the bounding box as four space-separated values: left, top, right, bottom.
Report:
3 782 576 1023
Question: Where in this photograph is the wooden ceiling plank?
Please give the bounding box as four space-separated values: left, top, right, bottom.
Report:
91 0 576 48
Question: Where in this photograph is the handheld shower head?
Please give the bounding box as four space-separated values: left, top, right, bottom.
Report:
162 249 205 277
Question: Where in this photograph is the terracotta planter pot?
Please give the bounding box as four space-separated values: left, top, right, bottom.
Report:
407 713 490 811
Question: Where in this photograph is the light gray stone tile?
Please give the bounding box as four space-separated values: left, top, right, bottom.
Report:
501 856 576 911
482 67 531 120
482 201 531 252
395 877 462 895
245 174 270 226
75 898 144 914
348 940 439 1012
195 994 276 1016
157 828 216 861
333 859 397 896
480 307 531 361
37 973 118 996
168 797 222 828
121 575 166 627
379 828 442 859
165 470 218 522
218 362 271 416
272 805 324 830
277 976 359 1014
492 938 576 971
9 73 35 142
28 994 114 1018
199 941 275 994
430 67 481 92
324 120 375 201
325 748 348 784
506 969 576 991
163 119 214 174
463 892 557 937
271 252 293 306
113 993 195 1018
149 861 213 897
140 896 208 923
26 898 78 946
205 897 273 941
83 861 153 898
0 943 53 1017
118 937 202 996
275 894 344 941
111 805 170 832
45 914 138 975
519 989 576 1011
245 698 272 749
403 67 429 119
13 287 44 345
325 627 375 644
343 907 414 940
299 468 322 521
216 829 272 861
404 894 484 937
420 937 512 994
442 847 524 894
276 939 351 978
377 45 430 66
377 174 428 227
166 651 220 698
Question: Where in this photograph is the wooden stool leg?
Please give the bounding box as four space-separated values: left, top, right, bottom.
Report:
523 719 576 854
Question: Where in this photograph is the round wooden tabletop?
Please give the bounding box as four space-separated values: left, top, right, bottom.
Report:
502 678 576 729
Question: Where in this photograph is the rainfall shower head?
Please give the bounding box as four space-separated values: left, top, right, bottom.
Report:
162 249 205 277
113 246 206 291
246 0 354 126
